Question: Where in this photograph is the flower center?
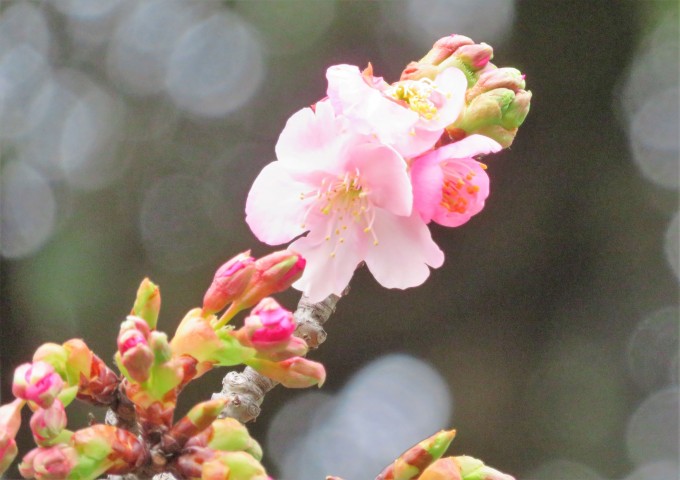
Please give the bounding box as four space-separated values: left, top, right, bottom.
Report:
300 170 379 257
386 79 439 120
440 161 486 214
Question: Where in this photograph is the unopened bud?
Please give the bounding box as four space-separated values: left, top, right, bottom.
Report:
468 67 525 97
132 278 161 330
245 298 296 347
202 451 267 480
117 316 154 384
246 356 325 388
19 445 78 480
455 456 515 480
203 251 256 315
376 429 456 480
12 362 64 409
420 457 462 480
238 250 306 309
32 344 68 378
30 400 68 446
0 399 25 476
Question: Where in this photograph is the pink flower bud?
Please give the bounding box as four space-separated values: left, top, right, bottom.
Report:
12 362 64 409
0 399 24 476
203 251 256 315
246 298 296 347
117 316 154 384
30 400 67 446
19 445 78 480
247 356 326 388
238 250 306 309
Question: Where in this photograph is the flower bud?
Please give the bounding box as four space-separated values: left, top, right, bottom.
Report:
19 445 78 480
32 344 68 378
13 362 64 409
164 398 228 451
246 356 325 388
376 429 456 480
30 400 68 446
454 456 515 480
117 316 154 384
132 278 161 330
237 250 306 309
0 399 25 476
203 251 256 315
451 67 531 148
202 451 267 480
400 34 493 84
245 298 296 347
420 457 462 480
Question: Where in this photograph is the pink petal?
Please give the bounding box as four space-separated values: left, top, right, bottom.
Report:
245 162 312 245
344 143 413 217
364 210 444 289
425 67 468 130
290 226 367 303
434 134 502 160
410 149 445 223
274 101 349 171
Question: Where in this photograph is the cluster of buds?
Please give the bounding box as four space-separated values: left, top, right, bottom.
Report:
0 248 320 479
401 34 531 148
330 430 514 480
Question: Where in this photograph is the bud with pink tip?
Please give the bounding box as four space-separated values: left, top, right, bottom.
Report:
18 444 78 480
245 298 296 348
116 316 154 384
239 250 305 309
246 356 325 388
30 400 68 447
203 251 256 315
0 399 25 476
12 362 64 409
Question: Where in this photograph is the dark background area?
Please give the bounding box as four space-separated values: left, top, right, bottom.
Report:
1 1 678 479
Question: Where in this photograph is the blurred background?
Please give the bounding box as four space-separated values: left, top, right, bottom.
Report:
1 0 678 479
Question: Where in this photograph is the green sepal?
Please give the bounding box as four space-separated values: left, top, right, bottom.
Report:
57 385 79 408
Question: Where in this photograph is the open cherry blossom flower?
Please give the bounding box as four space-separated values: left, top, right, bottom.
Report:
410 134 502 227
326 64 467 158
246 101 443 302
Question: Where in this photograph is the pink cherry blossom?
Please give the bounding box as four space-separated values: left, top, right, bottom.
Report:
12 362 64 409
246 101 443 302
326 64 467 158
410 135 502 227
246 298 295 347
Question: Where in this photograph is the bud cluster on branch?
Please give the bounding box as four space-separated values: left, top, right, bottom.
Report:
0 32 528 480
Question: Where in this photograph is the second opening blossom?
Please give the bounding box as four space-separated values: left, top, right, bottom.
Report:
326 64 467 158
246 101 443 302
12 362 64 409
410 135 502 227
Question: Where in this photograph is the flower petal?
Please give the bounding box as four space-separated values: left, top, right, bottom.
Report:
425 67 468 130
364 210 444 289
410 149 445 223
344 143 413 217
291 227 367 303
434 134 502 160
245 162 311 245
275 101 349 171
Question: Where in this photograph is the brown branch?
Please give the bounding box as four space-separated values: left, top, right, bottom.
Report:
213 293 342 423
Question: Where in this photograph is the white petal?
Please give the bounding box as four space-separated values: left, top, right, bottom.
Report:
364 210 444 289
245 162 311 245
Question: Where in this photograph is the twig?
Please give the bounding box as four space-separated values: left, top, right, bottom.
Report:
213 293 342 423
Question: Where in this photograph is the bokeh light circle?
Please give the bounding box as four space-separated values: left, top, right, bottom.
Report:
524 459 604 480
627 307 679 392
1 161 57 259
629 87 679 190
106 0 201 96
382 0 515 50
273 354 451 480
165 11 265 117
625 387 679 465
